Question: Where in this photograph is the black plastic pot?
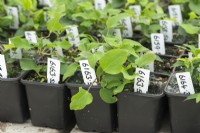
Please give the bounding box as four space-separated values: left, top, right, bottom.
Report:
0 72 29 123
21 72 75 130
117 92 165 133
66 83 117 133
165 88 200 133
117 73 167 133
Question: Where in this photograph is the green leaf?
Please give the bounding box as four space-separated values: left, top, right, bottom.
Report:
70 87 93 110
173 60 185 67
100 49 129 74
100 88 117 103
122 69 137 80
185 93 200 103
20 58 41 74
60 63 68 75
57 40 72 50
139 0 148 6
104 36 121 47
10 36 32 50
0 16 12 26
47 15 64 33
78 1 93 10
189 12 199 20
180 24 199 34
127 0 135 4
88 52 103 69
106 13 130 29
189 0 200 15
113 81 130 95
3 44 15 51
135 53 156 67
62 63 79 81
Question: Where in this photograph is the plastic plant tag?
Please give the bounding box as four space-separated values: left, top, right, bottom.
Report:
44 11 50 22
55 47 64 57
47 58 60 84
94 0 106 11
176 72 195 94
25 31 38 44
92 46 104 53
9 39 22 59
129 5 141 20
0 54 8 78
79 60 97 85
112 29 122 43
188 52 193 59
151 33 165 55
120 17 133 38
6 6 19 29
160 20 173 42
147 62 154 72
39 0 53 7
66 26 80 47
168 5 183 25
134 68 150 93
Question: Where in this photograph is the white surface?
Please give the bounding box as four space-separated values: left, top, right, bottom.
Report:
0 121 60 133
0 122 170 133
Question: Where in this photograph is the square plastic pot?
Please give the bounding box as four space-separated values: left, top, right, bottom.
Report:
165 91 200 133
21 72 75 130
0 72 29 123
117 92 165 133
66 82 117 133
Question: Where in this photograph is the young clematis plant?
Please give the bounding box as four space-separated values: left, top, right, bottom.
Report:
0 1 12 41
66 33 159 110
173 44 200 102
6 0 47 36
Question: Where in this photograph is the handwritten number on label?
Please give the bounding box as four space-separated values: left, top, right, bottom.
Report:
79 60 97 85
176 72 195 94
134 68 150 93
47 58 60 84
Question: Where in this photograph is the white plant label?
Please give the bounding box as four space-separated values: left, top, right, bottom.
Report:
134 68 150 93
94 0 106 11
147 62 154 72
79 60 97 85
44 11 50 22
0 54 7 78
129 5 141 20
9 39 22 59
92 46 104 53
188 52 193 59
25 31 38 44
39 0 53 7
6 6 19 29
10 48 22 59
176 72 195 94
66 26 80 47
47 58 60 84
151 33 165 55
56 47 64 57
168 5 182 25
120 17 133 38
112 29 122 43
160 20 173 42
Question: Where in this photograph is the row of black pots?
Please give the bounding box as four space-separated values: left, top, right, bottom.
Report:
0 70 166 133
0 58 197 133
0 71 75 132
